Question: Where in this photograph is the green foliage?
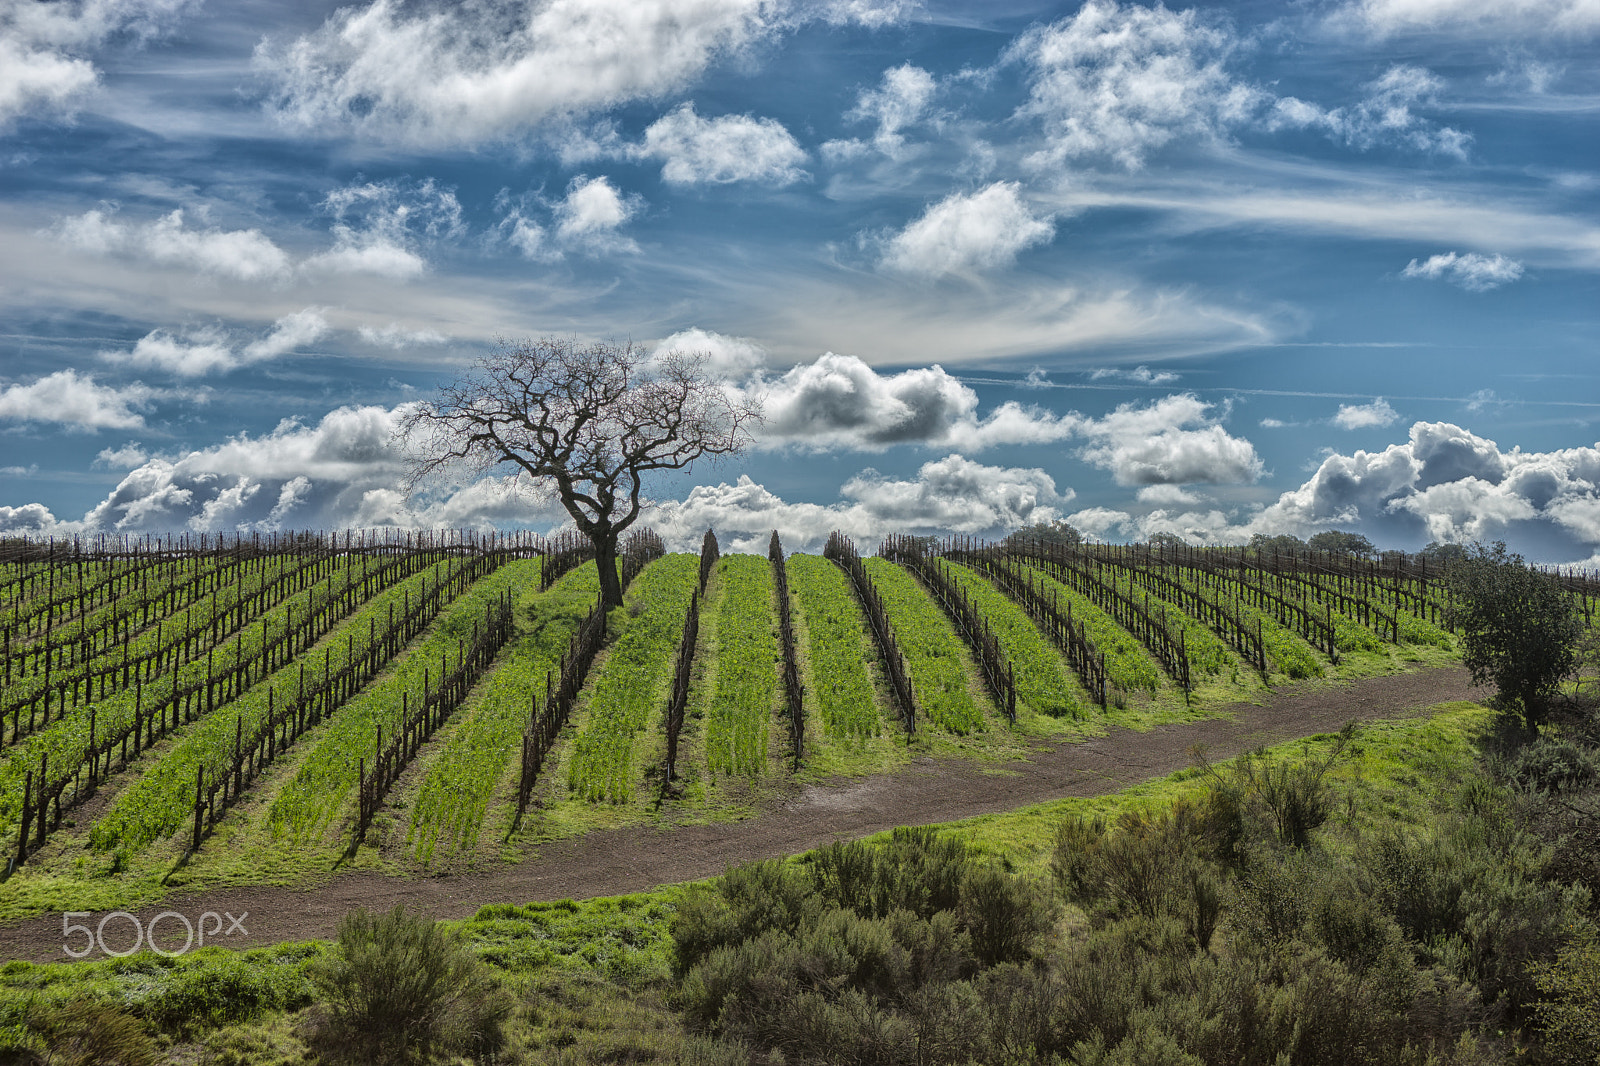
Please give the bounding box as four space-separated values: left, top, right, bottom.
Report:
1005 519 1083 547
269 559 539 839
787 554 881 740
22 1000 155 1066
1534 934 1600 1064
671 827 1053 1062
306 904 510 1064
1496 735 1600 794
1018 565 1161 695
1308 530 1376 556
705 555 779 776
1450 541 1583 727
409 561 615 861
567 555 699 801
941 560 1083 717
1 553 378 835
862 558 985 733
91 557 469 853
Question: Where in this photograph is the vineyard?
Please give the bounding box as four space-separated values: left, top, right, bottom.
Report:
0 527 1506 906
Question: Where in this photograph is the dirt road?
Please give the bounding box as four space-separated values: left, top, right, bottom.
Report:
0 666 1480 962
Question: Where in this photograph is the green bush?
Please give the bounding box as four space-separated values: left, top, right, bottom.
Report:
1499 735 1600 794
306 905 510 1064
21 1001 155 1066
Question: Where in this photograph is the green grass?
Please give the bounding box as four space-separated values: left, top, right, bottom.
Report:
0 554 387 837
940 560 1083 718
405 561 630 863
567 555 699 803
786 554 880 741
267 559 540 840
862 558 985 734
1015 564 1162 696
89 558 465 854
705 555 779 777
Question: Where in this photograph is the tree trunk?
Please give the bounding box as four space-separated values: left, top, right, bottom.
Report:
595 532 623 609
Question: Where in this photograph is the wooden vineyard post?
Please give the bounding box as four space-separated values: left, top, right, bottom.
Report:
16 771 31 864
193 767 204 850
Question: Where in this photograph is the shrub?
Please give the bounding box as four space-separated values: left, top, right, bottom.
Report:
1449 541 1583 729
1499 736 1600 794
23 1001 155 1066
1534 934 1600 1064
306 905 510 1064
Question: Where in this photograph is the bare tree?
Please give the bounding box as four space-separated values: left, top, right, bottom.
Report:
400 338 761 608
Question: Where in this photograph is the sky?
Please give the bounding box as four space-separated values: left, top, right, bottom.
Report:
0 0 1597 561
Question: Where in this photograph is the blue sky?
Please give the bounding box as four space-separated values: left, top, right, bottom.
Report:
1 0 1597 560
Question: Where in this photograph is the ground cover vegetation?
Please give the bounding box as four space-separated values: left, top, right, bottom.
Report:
567 555 699 802
0 528 1586 935
5 702 1600 1064
786 553 882 741
861 557 987 734
704 554 780 777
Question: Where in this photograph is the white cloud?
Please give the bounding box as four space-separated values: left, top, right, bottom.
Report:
358 323 449 349
1343 0 1600 38
255 0 906 148
1402 251 1525 291
740 352 1077 452
302 178 460 279
0 0 195 126
0 403 568 535
494 176 642 259
1270 65 1472 159
640 103 808 185
94 443 148 468
1332 397 1400 429
825 63 937 160
1136 484 1202 505
879 182 1054 278
0 369 154 430
99 309 329 376
1006 0 1263 171
553 175 639 249
1090 365 1180 385
1153 422 1600 559
52 208 292 283
1075 394 1263 485
652 328 767 377
647 454 1071 553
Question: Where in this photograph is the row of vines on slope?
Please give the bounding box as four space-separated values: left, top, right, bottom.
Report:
822 533 914 735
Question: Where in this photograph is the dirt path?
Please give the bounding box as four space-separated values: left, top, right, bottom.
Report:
0 666 1480 962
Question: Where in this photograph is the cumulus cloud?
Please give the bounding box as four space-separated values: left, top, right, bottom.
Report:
0 403 567 535
301 178 461 279
878 182 1054 278
740 352 1077 452
1332 397 1400 429
94 443 148 468
52 208 292 283
0 370 155 430
499 175 642 259
1075 394 1263 485
254 0 907 148
1223 422 1600 557
1006 0 1263 170
1342 0 1600 37
640 103 808 185
1402 251 1524 291
652 328 768 377
647 454 1072 553
1270 65 1471 159
0 0 195 126
824 63 937 160
99 309 329 376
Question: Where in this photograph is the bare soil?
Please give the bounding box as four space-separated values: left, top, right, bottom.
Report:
0 666 1480 962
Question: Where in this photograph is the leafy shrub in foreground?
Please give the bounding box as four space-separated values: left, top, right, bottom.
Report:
306 905 510 1064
